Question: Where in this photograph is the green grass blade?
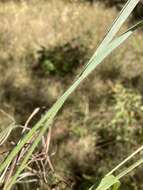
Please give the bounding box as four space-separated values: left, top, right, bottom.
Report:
4 20 143 189
90 156 143 190
96 0 139 52
117 157 143 179
1 0 142 188
81 20 143 77
89 175 120 190
4 119 51 190
79 0 140 76
106 144 143 177
1 7 140 180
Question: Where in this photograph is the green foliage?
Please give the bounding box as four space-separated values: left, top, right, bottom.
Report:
71 123 88 137
37 40 87 76
108 84 143 142
111 84 143 127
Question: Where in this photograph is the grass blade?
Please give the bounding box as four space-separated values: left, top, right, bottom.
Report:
117 157 143 179
5 20 143 189
90 175 120 190
1 1 142 189
79 0 140 76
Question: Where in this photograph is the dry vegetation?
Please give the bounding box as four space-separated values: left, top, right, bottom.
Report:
0 0 143 189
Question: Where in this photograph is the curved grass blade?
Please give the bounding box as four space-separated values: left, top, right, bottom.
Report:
4 20 143 190
89 175 120 190
78 0 140 76
1 1 140 179
90 156 143 190
80 20 143 78
117 157 143 180
106 144 143 177
0 123 18 146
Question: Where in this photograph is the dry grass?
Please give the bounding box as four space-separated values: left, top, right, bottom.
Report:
0 0 117 121
0 0 116 59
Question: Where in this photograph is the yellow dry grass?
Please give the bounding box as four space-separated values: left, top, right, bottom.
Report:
0 0 116 60
0 0 119 120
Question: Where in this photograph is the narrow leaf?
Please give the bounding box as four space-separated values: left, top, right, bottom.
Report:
79 0 140 76
5 20 143 190
91 175 120 190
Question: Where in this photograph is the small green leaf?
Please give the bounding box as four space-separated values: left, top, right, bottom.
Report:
112 180 120 190
90 175 120 190
43 60 55 72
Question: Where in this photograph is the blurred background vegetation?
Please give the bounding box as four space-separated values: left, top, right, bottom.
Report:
0 0 143 189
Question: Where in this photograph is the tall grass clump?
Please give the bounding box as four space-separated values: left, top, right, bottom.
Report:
0 0 143 189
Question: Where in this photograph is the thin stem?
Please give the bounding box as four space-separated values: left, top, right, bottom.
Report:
106 145 143 176
117 158 143 179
